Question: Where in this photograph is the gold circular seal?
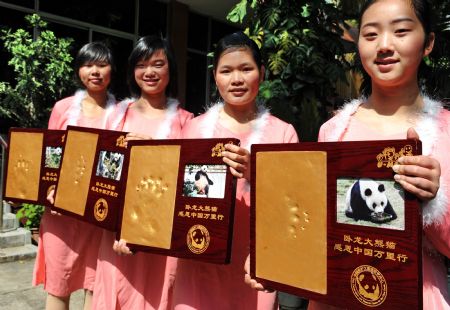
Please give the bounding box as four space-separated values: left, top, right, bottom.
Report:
187 225 210 254
351 265 387 307
94 198 108 222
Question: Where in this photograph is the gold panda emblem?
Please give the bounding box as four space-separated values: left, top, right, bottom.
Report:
94 198 108 222
187 224 210 254
350 265 387 307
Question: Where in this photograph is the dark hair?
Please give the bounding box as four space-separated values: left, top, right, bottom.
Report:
358 0 435 96
358 0 433 41
74 42 115 88
213 31 262 71
127 35 178 98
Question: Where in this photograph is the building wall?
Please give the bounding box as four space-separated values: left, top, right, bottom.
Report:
0 0 238 131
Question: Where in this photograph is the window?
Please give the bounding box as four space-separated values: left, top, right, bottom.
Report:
185 52 207 115
139 0 167 37
188 12 208 52
40 0 135 33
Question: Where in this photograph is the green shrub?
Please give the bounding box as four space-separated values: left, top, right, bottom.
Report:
0 14 74 128
16 203 45 229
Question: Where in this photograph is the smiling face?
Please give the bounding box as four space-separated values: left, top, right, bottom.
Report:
78 61 111 92
214 47 263 109
134 49 170 97
358 0 434 88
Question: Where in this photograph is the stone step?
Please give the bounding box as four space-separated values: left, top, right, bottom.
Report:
2 213 19 231
0 228 31 248
0 244 37 263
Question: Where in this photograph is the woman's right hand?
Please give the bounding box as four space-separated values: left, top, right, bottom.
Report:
244 255 273 292
47 189 55 205
113 239 134 255
47 189 62 215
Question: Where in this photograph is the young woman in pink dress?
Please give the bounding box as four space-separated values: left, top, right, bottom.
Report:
248 0 449 309
92 35 193 310
313 1 449 308
33 42 117 310
171 32 299 310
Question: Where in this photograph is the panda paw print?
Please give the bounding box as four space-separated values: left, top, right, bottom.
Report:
134 176 169 235
15 154 30 173
135 176 168 198
14 154 31 198
74 155 86 185
285 196 310 239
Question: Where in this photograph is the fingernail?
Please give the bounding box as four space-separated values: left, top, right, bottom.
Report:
392 165 399 173
393 174 401 181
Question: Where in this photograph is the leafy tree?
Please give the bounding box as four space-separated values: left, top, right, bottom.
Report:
0 14 74 128
228 0 351 140
423 0 450 100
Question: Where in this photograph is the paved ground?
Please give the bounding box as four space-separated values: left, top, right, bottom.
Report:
0 257 449 309
0 258 84 310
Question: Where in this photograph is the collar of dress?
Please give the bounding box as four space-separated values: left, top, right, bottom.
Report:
66 89 116 129
199 102 270 151
112 97 179 139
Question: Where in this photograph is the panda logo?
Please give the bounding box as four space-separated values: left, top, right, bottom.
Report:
351 265 387 306
187 224 210 254
345 179 397 223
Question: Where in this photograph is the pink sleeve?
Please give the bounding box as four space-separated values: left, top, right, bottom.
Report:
47 105 62 130
180 119 194 139
318 126 325 142
106 101 128 131
424 212 450 258
284 124 299 143
179 109 194 128
422 114 450 257
423 116 450 258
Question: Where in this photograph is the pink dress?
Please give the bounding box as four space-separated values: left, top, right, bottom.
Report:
92 102 193 310
172 109 299 310
33 91 118 296
310 98 450 310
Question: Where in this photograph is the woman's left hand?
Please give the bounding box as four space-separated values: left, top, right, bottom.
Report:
393 155 440 201
392 128 441 201
124 132 152 147
222 143 250 181
113 239 134 255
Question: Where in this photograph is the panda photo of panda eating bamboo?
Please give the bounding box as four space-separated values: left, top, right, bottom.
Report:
337 178 405 230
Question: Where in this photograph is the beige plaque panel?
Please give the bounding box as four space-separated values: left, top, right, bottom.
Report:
55 131 98 216
256 151 327 294
5 132 44 201
120 145 180 249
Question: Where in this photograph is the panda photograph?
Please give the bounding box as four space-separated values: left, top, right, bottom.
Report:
182 164 227 198
336 178 405 230
95 150 125 181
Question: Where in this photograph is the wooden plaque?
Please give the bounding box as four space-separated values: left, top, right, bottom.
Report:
118 138 239 264
53 126 128 230
3 128 65 206
53 126 238 263
251 140 422 309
